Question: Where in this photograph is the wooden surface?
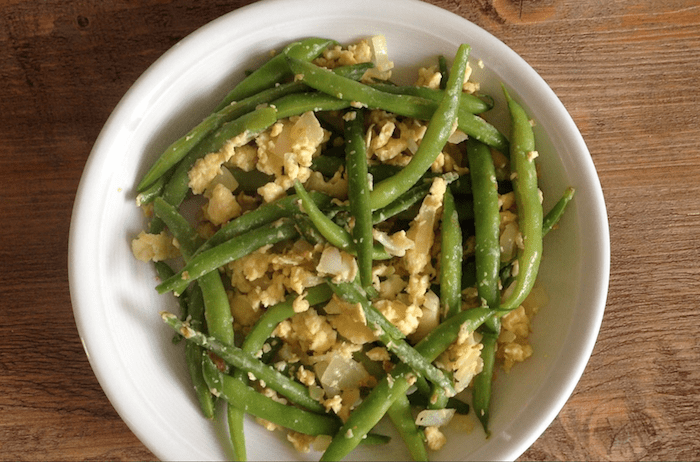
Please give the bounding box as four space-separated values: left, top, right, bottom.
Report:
1 0 699 460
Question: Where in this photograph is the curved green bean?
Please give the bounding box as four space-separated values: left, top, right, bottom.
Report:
369 82 492 114
369 44 471 210
498 87 543 312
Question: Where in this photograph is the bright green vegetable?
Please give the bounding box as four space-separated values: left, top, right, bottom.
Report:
498 87 543 312
440 187 462 320
161 311 326 414
345 109 374 291
369 44 471 210
156 219 299 296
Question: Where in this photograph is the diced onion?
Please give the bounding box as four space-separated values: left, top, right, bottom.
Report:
415 408 456 427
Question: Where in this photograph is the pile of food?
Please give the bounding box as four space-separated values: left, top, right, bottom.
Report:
131 36 573 461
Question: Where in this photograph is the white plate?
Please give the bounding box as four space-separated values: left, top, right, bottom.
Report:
69 0 610 460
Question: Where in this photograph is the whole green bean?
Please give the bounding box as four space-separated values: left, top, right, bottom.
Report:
161 311 326 414
387 394 428 462
320 307 494 461
286 55 508 153
214 38 336 111
440 187 463 320
201 354 339 435
499 87 543 312
369 44 471 210
157 219 299 296
543 187 575 236
345 109 374 291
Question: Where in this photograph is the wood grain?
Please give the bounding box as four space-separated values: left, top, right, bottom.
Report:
1 0 699 460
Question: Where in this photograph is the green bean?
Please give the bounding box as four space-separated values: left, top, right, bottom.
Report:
345 109 374 291
152 201 225 418
320 307 494 461
369 44 471 210
214 38 336 112
438 55 449 90
292 180 391 260
543 187 575 236
498 87 543 312
472 330 498 437
286 55 508 153
272 92 352 120
387 394 428 461
157 219 299 296
152 197 235 344
226 403 247 461
243 284 334 354
371 181 431 224
407 389 470 415
466 139 501 314
138 96 279 193
201 354 338 435
197 192 331 255
311 155 345 178
440 188 462 320
328 279 456 397
371 170 460 223
369 82 492 115
161 311 326 414
136 174 166 206
156 107 278 211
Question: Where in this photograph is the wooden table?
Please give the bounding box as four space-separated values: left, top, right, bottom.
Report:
2 0 699 460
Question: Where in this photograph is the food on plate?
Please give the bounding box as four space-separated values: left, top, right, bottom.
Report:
131 35 573 461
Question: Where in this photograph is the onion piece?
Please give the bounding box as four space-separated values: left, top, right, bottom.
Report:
415 408 456 427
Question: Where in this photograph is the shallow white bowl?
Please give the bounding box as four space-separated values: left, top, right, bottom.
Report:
68 0 610 460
